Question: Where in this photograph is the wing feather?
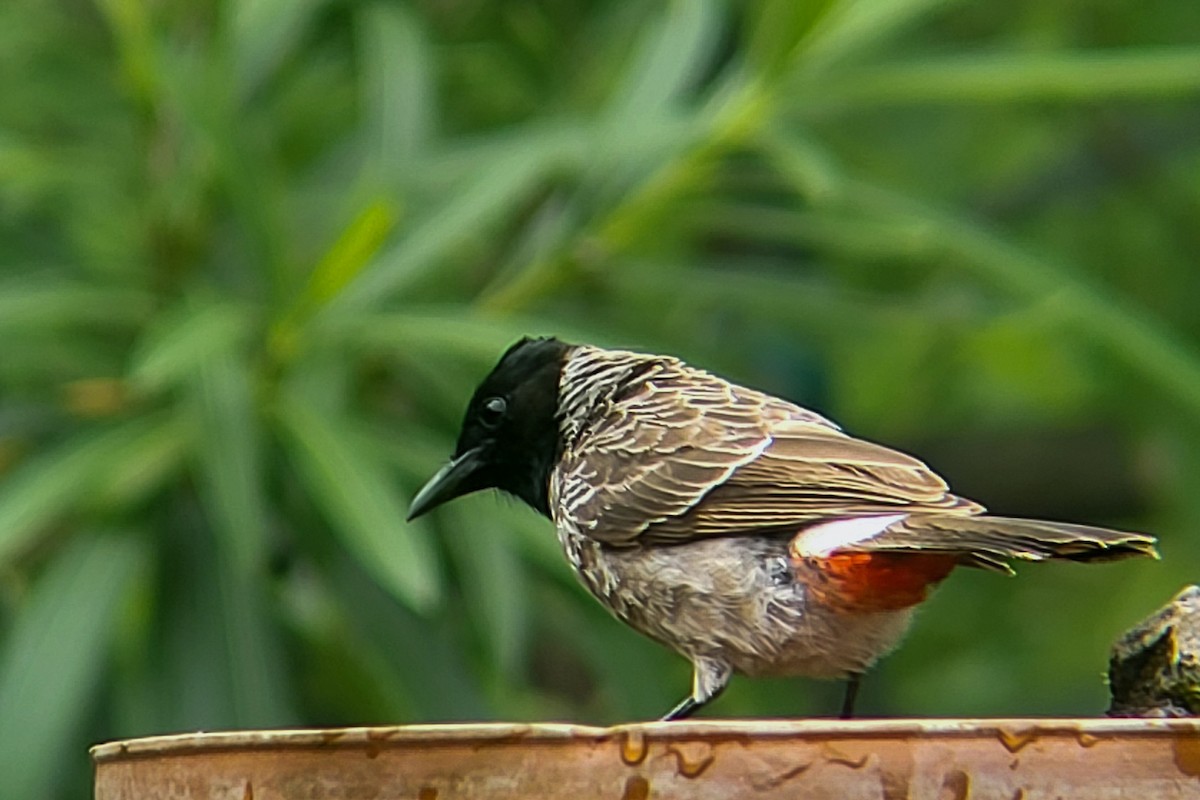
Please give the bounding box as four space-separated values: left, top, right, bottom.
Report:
551 347 1155 570
553 350 967 546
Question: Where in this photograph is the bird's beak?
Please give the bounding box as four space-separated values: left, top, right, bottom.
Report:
407 446 487 521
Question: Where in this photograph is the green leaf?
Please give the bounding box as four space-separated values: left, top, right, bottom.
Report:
112 508 297 733
838 178 1200 418
0 532 145 800
230 0 333 100
282 595 417 722
277 393 441 610
330 148 553 310
766 133 1200 419
270 199 401 369
0 277 153 332
329 309 586 365
87 411 194 511
374 420 457 483
815 48 1200 107
795 0 958 73
535 580 681 721
93 0 159 105
0 136 57 214
441 500 530 679
192 356 269 574
330 558 484 720
607 0 723 119
0 415 175 566
604 259 882 341
358 3 434 176
298 199 401 310
745 0 838 75
216 569 300 727
128 300 252 392
408 122 590 189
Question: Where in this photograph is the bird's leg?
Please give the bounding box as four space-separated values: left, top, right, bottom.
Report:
661 657 731 721
839 672 863 719
662 695 699 721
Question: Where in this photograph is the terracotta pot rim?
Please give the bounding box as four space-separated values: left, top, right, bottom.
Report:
91 717 1200 763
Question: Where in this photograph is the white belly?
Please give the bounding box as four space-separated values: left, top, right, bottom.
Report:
557 529 917 680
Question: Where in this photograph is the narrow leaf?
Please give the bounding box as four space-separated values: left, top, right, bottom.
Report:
0 415 173 566
329 309 585 365
216 569 300 727
0 277 153 332
819 48 1200 106
129 301 251 392
330 151 550 310
277 393 441 610
0 533 145 800
92 0 159 104
796 0 957 73
331 557 485 719
230 0 332 100
607 0 723 119
359 3 434 176
745 0 837 76
300 199 401 310
766 132 1200 418
192 356 268 574
87 411 193 510
442 500 529 679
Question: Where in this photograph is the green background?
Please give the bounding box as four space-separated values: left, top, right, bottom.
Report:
2 1 1199 796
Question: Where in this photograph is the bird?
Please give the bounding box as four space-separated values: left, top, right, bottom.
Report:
406 336 1158 720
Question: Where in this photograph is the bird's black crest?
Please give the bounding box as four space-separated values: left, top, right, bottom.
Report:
453 336 572 515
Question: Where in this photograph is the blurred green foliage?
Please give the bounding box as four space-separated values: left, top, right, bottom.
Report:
1 0 1199 795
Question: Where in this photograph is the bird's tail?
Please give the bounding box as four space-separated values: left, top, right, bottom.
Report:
848 514 1159 574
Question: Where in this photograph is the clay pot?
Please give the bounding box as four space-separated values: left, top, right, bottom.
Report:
93 718 1200 799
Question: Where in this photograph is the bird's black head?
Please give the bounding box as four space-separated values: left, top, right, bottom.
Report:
407 336 571 520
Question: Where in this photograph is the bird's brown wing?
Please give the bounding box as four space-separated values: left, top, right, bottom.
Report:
833 514 1156 570
553 364 976 547
712 426 1154 568
554 367 791 545
642 419 981 545
554 364 1156 568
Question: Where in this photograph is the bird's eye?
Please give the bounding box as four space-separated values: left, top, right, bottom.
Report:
480 396 507 428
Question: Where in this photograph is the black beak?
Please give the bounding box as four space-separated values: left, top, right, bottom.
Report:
407 446 487 521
